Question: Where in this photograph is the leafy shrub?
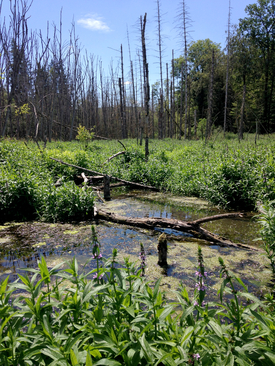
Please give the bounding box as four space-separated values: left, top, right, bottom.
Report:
203 157 258 210
0 172 40 221
76 124 94 149
257 201 275 274
39 181 95 222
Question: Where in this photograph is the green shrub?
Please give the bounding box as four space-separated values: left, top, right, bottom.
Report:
203 157 258 210
257 201 275 274
0 172 39 221
39 181 95 222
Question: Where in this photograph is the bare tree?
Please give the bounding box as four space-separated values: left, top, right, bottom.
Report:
224 0 231 135
140 14 150 158
176 0 191 139
156 0 164 139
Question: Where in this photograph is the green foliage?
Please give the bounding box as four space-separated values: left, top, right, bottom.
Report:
3 136 275 217
257 201 275 274
0 140 94 222
39 181 95 222
76 124 94 149
0 244 275 365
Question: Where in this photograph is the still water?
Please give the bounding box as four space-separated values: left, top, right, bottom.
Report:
0 189 271 300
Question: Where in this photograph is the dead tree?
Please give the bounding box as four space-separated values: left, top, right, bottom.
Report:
156 0 164 139
120 44 127 138
171 50 175 138
140 14 150 159
224 0 231 135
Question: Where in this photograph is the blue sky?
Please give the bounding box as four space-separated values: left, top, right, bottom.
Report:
0 0 254 84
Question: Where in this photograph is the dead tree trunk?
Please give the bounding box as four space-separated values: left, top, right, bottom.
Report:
141 13 150 159
224 0 231 135
156 0 164 139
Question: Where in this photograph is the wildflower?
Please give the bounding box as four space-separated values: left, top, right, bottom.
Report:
93 272 103 280
92 253 102 259
194 300 199 306
193 353 200 360
195 282 206 291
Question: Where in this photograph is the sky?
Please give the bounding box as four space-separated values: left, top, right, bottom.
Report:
0 0 255 84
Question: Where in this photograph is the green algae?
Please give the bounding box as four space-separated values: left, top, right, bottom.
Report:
63 230 79 235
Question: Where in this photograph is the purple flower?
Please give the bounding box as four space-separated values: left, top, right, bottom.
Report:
195 282 206 291
193 353 200 360
194 300 199 306
93 273 103 280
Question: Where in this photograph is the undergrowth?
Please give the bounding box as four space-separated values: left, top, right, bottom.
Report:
2 135 275 221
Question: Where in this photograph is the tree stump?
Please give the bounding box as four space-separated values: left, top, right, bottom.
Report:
158 233 167 266
103 175 111 200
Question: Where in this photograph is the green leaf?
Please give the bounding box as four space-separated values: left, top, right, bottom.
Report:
209 320 224 339
218 278 231 303
139 334 154 362
153 278 162 300
124 305 135 318
234 277 248 292
159 305 174 321
250 310 270 330
70 349 79 366
64 332 84 353
42 314 53 341
93 359 122 366
41 347 65 361
265 352 275 363
0 276 9 295
86 352 93 366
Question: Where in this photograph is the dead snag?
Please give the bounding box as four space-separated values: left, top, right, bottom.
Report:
158 233 168 266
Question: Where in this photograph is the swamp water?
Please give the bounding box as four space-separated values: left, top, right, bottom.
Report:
0 190 271 301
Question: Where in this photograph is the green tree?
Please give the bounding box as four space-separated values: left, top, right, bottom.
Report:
174 39 225 130
239 0 275 132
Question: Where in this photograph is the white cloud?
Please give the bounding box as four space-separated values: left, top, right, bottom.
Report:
77 15 111 32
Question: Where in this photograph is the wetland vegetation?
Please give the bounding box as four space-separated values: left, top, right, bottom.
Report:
1 135 275 365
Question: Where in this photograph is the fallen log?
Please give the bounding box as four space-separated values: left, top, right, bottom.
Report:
96 208 259 251
50 158 160 191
